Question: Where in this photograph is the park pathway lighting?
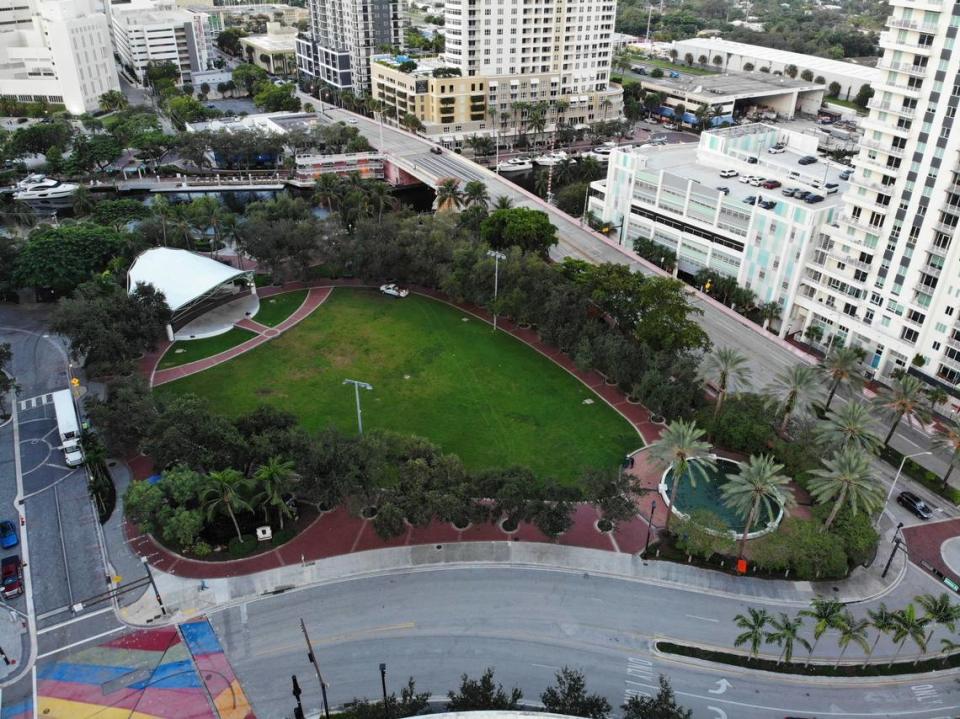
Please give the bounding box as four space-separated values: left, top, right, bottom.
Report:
487 250 506 331
343 379 373 434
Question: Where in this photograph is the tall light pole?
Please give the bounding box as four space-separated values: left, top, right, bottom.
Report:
876 450 932 528
487 250 506 331
343 379 373 434
299 619 330 719
379 663 389 719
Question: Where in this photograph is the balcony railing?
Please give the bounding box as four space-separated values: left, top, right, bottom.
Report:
866 99 917 118
877 60 930 76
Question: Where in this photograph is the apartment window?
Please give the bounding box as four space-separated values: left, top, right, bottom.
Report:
901 327 920 343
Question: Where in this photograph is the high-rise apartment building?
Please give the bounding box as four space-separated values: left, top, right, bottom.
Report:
111 0 210 85
788 1 960 388
444 0 616 97
0 0 37 31
296 0 400 94
0 0 119 113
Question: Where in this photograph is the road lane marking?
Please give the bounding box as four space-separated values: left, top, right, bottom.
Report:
37 606 113 634
685 614 719 623
37 625 124 659
531 663 561 670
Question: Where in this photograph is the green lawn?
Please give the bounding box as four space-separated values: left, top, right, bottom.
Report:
158 327 257 370
823 98 868 115
255 290 308 327
626 53 718 77
157 289 640 484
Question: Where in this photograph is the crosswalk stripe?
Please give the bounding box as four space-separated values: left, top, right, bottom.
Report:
19 393 54 411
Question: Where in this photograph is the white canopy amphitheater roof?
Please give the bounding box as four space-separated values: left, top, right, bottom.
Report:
127 248 253 325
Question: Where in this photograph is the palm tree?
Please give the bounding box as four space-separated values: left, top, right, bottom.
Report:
492 195 513 210
766 364 818 434
150 194 173 246
925 386 949 416
765 613 810 665
939 637 960 666
721 454 794 559
733 608 770 661
364 180 395 222
757 301 781 330
700 347 750 416
819 347 863 411
435 177 463 212
916 593 960 651
834 611 871 666
314 173 342 212
800 598 844 664
808 447 883 530
866 603 897 666
72 185 95 217
253 456 300 529
201 469 254 544
874 374 932 447
648 419 715 532
815 402 881 454
463 180 490 208
889 604 929 666
932 419 960 490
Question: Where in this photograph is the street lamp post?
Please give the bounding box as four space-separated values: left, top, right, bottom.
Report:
379 663 389 719
343 379 373 434
140 557 166 616
881 522 905 579
876 450 932 528
487 250 506 331
300 619 331 719
643 500 657 556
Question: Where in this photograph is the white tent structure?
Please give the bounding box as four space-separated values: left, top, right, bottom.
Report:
127 248 255 340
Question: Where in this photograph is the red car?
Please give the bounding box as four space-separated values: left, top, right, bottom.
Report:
762 179 782 189
2 556 22 599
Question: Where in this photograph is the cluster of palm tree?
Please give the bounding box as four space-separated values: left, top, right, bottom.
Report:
733 594 960 668
313 172 398 225
202 456 301 544
139 195 237 253
433 177 514 215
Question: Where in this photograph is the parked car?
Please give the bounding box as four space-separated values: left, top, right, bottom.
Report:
0 521 17 550
749 177 764 187
347 118 359 125
738 175 752 184
839 169 853 180
746 156 759 164
762 180 782 189
663 123 678 130
1 556 22 599
719 169 738 178
898 491 933 520
782 187 797 197
430 146 442 155
824 182 839 195
804 194 824 204
767 146 785 154
796 190 813 200
798 155 818 165
379 284 409 298
716 186 730 195
759 199 777 209
743 196 758 205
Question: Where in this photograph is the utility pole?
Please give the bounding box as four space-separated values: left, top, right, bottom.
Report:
140 557 166 616
379 663 389 719
292 675 306 719
881 523 905 579
645 6 653 44
300 619 331 719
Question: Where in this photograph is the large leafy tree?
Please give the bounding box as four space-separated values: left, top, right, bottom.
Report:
446 668 522 711
85 374 158 457
13 223 127 294
50 278 171 373
873 374 932 447
808 447 882 530
143 394 244 472
700 346 750 416
0 343 15 419
232 63 269 95
631 276 710 356
649 419 715 532
253 83 301 112
621 676 691 719
721 454 793 558
540 667 611 719
480 207 558 257
91 199 151 231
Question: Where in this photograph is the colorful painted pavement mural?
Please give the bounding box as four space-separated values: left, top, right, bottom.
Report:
15 619 254 719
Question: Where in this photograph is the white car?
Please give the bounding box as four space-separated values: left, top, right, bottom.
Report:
719 169 738 178
347 118 359 125
767 146 785 154
738 175 752 184
749 177 764 187
380 283 409 298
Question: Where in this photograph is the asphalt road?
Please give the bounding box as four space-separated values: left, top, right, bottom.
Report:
211 566 959 719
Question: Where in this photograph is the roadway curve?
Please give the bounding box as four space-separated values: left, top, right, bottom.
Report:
210 565 958 719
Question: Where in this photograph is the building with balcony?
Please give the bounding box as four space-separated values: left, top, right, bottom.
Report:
669 38 883 101
783 0 960 398
296 0 400 94
240 22 297 75
587 124 849 335
111 0 210 85
0 0 119 114
370 54 622 146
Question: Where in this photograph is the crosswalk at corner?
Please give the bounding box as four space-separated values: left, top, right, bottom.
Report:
19 393 54 411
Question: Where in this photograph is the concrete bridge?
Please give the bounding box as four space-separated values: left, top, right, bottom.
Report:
114 175 287 193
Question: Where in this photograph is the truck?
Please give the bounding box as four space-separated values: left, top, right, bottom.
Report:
52 389 84 467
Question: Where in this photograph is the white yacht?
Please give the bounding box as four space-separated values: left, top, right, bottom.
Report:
496 157 533 173
13 175 79 209
532 151 573 167
581 151 610 163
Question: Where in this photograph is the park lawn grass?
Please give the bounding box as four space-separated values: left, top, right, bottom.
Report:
254 290 308 327
157 289 640 486
157 327 257 370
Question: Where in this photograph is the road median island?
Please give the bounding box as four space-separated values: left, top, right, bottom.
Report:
656 640 960 677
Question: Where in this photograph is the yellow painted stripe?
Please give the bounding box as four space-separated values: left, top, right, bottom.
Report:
37 697 163 719
214 680 254 719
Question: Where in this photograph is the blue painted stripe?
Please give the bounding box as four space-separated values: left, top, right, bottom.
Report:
179 620 222 657
1 698 33 719
128 660 202 690
37 662 133 685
